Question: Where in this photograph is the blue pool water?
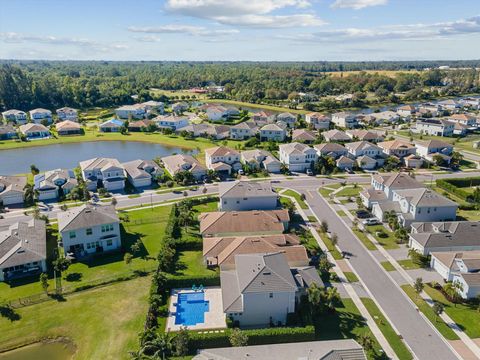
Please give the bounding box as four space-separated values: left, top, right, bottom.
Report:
175 292 210 326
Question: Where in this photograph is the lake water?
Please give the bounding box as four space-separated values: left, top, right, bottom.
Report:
0 141 196 175
0 342 73 360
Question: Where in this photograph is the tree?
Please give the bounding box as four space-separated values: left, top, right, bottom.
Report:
318 255 333 277
202 187 208 195
229 328 248 347
331 233 338 247
30 164 39 175
172 326 190 356
432 154 446 167
39 273 49 294
111 197 118 207
307 283 323 315
414 277 424 298
358 333 374 352
124 252 133 267
324 286 340 312
53 257 71 274
320 220 329 233
443 282 463 305
143 332 172 359
23 183 37 206
450 151 463 169
433 302 444 322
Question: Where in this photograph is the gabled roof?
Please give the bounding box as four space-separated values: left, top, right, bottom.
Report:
122 159 161 179
19 123 50 133
0 175 26 196
279 142 314 155
56 120 81 131
161 154 206 174
345 141 381 152
79 158 123 172
336 155 354 165
415 139 453 149
100 119 124 127
205 146 240 158
394 188 457 207
314 142 346 153
372 172 424 190
322 129 350 141
57 204 119 232
378 139 415 151
29 108 51 115
261 123 285 132
219 181 276 199
292 129 316 141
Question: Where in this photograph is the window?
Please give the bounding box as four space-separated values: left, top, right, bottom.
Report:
69 231 76 239
86 228 92 236
106 239 113 246
101 224 114 233
269 293 273 298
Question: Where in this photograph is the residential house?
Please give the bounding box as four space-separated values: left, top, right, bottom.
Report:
193 340 366 360
202 104 229 122
219 181 278 211
2 109 27 124
34 169 77 201
453 272 480 299
99 119 124 132
378 140 416 158
322 129 350 143
0 219 46 282
331 112 357 128
79 157 126 191
372 111 400 123
397 105 417 118
412 119 454 137
356 155 378 170
356 114 379 126
122 159 162 188
404 154 424 169
0 124 18 140
241 149 281 173
56 120 82 135
56 107 78 121
314 143 348 159
128 119 154 132
336 156 355 171
335 93 354 101
115 104 146 119
260 123 286 142
230 121 258 140
292 129 317 143
409 221 480 256
279 143 316 172
448 114 477 128
220 252 322 327
418 103 441 117
430 251 480 282
29 108 52 124
276 112 297 128
141 100 164 114
345 141 383 159
0 175 26 206
180 123 230 140
205 146 241 175
438 99 462 112
346 130 385 143
415 139 454 164
460 97 480 110
203 234 308 269
19 123 50 139
199 209 290 237
452 121 468 136
154 115 189 131
171 102 188 115
161 154 206 180
252 111 276 124
57 204 121 256
305 112 330 130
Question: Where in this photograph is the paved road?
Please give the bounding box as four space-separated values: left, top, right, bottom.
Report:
296 187 459 360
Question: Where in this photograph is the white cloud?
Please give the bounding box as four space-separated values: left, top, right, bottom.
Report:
0 32 128 52
128 25 239 36
164 0 323 28
331 0 388 10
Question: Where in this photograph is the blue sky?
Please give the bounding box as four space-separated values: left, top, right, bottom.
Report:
1 0 479 61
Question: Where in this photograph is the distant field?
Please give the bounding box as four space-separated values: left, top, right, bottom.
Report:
150 88 207 99
327 70 420 78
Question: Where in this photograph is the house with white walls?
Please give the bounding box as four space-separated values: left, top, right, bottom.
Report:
278 142 317 172
79 158 126 191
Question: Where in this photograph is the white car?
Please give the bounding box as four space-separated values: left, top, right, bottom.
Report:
362 218 380 226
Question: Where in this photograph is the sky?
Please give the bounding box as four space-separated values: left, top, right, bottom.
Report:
0 0 480 61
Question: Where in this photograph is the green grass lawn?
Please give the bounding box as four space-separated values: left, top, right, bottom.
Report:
361 298 413 360
0 276 150 359
335 186 362 197
401 285 459 340
203 99 309 114
175 250 217 278
365 225 399 250
318 183 342 197
457 209 480 221
397 259 423 270
352 229 377 251
336 210 347 217
281 190 308 209
381 261 396 272
318 231 342 260
343 272 359 283
424 285 480 338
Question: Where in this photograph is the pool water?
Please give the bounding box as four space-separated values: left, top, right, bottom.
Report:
175 292 209 326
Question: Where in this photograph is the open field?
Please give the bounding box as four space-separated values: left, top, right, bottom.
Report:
0 276 150 359
203 99 308 114
326 70 419 78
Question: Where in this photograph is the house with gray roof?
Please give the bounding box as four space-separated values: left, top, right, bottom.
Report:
2 109 27 124
240 149 281 173
276 112 297 128
79 157 126 191
122 159 162 188
56 107 78 122
29 108 52 124
409 221 480 255
219 181 278 211
0 124 18 140
161 154 206 180
314 142 348 159
278 142 317 172
260 123 287 142
230 121 258 140
0 175 27 206
322 129 350 142
34 169 77 201
19 123 51 140
0 219 46 282
57 204 120 256
194 339 366 360
430 250 480 282
220 252 323 327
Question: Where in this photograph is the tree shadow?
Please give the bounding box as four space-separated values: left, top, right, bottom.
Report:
49 293 66 302
65 272 83 282
0 304 21 322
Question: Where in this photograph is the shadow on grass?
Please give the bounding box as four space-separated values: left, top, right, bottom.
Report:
0 304 21 322
65 273 83 282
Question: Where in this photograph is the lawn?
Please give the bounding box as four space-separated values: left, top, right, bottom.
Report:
361 298 413 360
0 276 150 359
397 259 423 270
457 209 480 221
424 284 480 339
318 183 342 197
352 229 377 251
381 261 396 272
203 99 309 114
318 231 343 260
336 210 347 217
175 251 217 278
335 186 363 198
365 225 399 250
281 189 308 209
401 285 459 340
343 272 359 283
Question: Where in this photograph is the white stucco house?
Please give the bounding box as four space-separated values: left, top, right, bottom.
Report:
2 109 27 124
230 121 258 140
205 146 241 175
430 250 480 282
260 123 287 142
29 108 52 124
241 149 281 173
34 169 77 201
58 204 121 257
19 123 51 139
219 181 278 211
122 159 163 188
276 112 297 128
79 157 126 191
56 107 78 121
331 112 357 128
412 119 454 137
115 104 146 119
305 112 330 130
279 142 317 172
161 154 207 180
314 143 348 159
415 139 454 163
154 115 189 131
0 175 26 206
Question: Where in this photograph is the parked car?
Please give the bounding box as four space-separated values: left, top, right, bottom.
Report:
306 169 314 176
238 169 245 176
362 218 380 226
355 210 372 219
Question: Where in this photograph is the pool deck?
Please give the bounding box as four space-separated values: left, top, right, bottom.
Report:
166 287 226 332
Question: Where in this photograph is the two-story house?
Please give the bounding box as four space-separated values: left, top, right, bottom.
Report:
278 142 317 172
345 141 383 160
34 169 78 201
322 129 350 143
241 149 281 173
154 115 189 131
305 112 330 130
219 181 278 211
413 119 454 137
331 112 357 128
415 139 454 164
345 130 385 143
161 154 206 180
292 129 317 143
57 204 121 256
378 140 416 159
115 104 146 119
56 107 78 122
252 111 276 124
122 159 163 188
314 143 348 159
448 114 477 128
2 109 27 124
276 112 297 128
79 157 126 191
260 123 286 142
29 108 52 124
230 121 258 140
205 146 241 175
396 104 417 118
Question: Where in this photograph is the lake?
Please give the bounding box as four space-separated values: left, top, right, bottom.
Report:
0 342 74 360
0 141 196 175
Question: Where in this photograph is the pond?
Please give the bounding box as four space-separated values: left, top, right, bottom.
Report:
0 141 197 175
0 342 74 360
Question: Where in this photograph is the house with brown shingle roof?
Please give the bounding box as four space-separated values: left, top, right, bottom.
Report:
314 143 348 159
292 129 317 143
205 146 242 175
56 120 82 135
0 175 26 206
378 139 416 158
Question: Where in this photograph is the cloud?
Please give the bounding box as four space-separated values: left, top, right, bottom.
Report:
0 32 128 51
278 15 480 43
128 25 239 37
331 0 387 10
164 0 324 28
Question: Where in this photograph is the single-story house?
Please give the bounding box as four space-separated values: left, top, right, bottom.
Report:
336 156 355 171
0 175 26 206
122 159 163 188
161 154 206 180
99 119 124 132
314 143 348 159
0 124 18 140
322 129 350 143
241 149 281 173
19 123 51 139
219 181 278 211
56 120 82 135
292 129 317 143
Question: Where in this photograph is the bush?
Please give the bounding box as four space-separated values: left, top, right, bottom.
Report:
437 178 480 202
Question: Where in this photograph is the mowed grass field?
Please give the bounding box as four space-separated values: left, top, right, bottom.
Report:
326 70 419 78
0 276 150 360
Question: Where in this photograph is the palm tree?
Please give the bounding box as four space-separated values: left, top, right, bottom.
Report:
143 333 172 360
443 282 463 305
307 283 322 315
178 210 193 233
358 333 374 352
324 287 340 312
23 183 37 206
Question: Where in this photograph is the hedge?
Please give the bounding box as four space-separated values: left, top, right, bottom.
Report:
188 325 315 352
166 274 220 288
436 177 480 203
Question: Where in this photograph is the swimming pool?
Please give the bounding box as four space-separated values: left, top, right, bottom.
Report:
175 292 210 326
